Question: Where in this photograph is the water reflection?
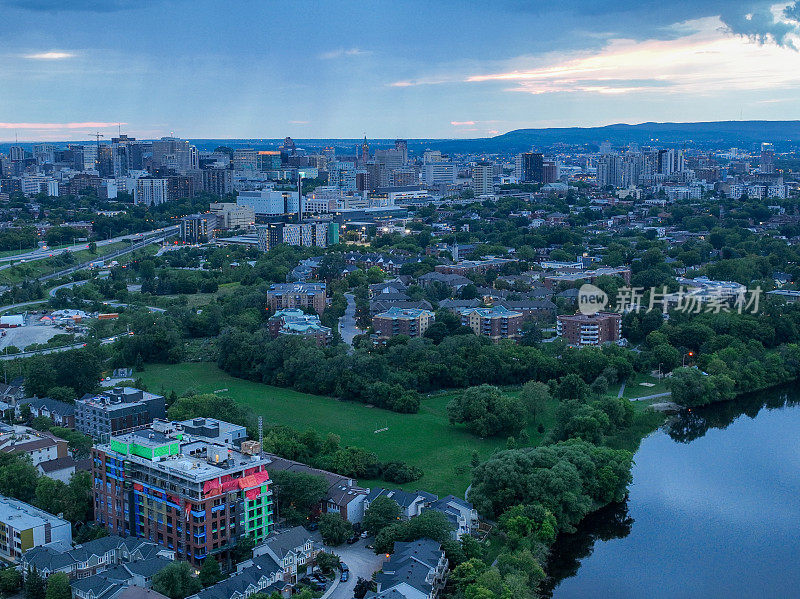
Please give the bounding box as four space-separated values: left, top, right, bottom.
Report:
541 502 633 597
546 384 800 599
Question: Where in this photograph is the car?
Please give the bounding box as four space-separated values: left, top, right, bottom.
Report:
314 574 328 583
346 535 359 544
340 563 349 573
360 531 368 538
299 577 311 585
340 571 349 582
307 522 319 531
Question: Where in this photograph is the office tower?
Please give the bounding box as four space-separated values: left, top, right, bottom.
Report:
394 139 408 164
471 161 493 195
134 178 169 205
257 151 282 171
597 154 623 188
112 135 136 177
542 161 559 184
761 142 775 174
91 419 273 565
520 152 544 183
9 146 25 161
82 144 99 171
32 143 55 165
599 141 613 155
98 145 114 177
422 161 456 186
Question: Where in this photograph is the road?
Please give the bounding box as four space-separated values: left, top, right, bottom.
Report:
339 293 363 346
27 227 178 285
49 280 88 297
0 332 130 361
0 226 179 265
630 391 672 401
327 538 387 599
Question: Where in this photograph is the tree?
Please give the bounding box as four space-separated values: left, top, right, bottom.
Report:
447 385 527 438
314 551 340 575
199 557 223 587
374 511 454 554
363 496 401 534
44 572 71 599
319 513 353 546
24 567 46 599
270 471 328 526
0 567 21 594
152 561 202 599
519 381 550 423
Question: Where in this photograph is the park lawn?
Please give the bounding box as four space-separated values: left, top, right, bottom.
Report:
622 372 670 399
137 362 559 497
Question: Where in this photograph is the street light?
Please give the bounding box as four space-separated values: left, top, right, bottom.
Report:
682 351 694 367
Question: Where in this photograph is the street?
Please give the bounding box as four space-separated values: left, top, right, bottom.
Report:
339 293 363 346
327 538 387 599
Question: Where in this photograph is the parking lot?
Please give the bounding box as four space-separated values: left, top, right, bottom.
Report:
0 317 61 352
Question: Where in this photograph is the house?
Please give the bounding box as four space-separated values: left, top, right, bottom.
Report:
21 534 174 581
251 526 319 583
0 378 25 407
417 272 471 291
372 539 449 599
263 455 368 523
37 456 89 483
0 425 68 466
424 496 479 539
190 553 289 599
70 556 174 599
364 489 437 520
17 397 76 428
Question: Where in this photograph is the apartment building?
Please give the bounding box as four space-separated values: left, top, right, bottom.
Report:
91 420 273 566
76 387 166 440
374 539 449 599
372 307 435 341
457 305 524 342
267 283 326 315
0 495 72 562
268 308 332 347
556 312 622 347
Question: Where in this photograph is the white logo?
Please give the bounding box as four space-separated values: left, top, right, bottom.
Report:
578 283 608 316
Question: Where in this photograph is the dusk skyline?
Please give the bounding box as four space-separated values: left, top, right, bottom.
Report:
4 0 800 141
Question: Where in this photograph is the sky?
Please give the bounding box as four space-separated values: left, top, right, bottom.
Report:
3 0 800 141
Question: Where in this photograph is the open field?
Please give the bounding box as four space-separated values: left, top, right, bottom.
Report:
137 362 560 497
622 372 670 399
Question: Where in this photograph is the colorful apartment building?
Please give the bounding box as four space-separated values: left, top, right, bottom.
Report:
92 420 273 566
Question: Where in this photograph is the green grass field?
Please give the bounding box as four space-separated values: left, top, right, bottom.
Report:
622 372 670 399
137 362 559 497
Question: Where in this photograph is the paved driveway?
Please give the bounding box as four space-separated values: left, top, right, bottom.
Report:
339 293 363 346
326 538 387 599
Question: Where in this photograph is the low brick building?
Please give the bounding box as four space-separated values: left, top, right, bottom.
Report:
373 307 435 341
457 305 523 342
556 311 622 346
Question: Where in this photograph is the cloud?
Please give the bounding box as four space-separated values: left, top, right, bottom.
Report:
23 52 75 60
464 17 800 96
318 48 371 60
288 120 309 125
451 121 476 126
0 122 125 129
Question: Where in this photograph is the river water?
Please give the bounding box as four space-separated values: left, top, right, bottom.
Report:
547 387 800 599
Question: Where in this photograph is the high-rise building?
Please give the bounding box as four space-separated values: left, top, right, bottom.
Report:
181 213 218 242
91 419 273 565
202 168 233 196
209 202 254 230
597 155 623 188
394 139 408 164
422 161 456 186
134 178 169 206
519 152 544 183
9 146 25 162
237 190 301 217
760 142 775 174
152 137 192 173
233 149 258 171
471 161 493 195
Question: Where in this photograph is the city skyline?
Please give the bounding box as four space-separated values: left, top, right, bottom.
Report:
3 0 800 141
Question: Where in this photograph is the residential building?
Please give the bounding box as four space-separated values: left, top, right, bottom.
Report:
434 257 517 276
17 397 75 428
202 168 233 196
542 267 632 290
364 489 437 520
237 190 301 217
373 307 435 341
133 178 169 206
21 534 173 581
75 387 166 440
177 418 248 447
250 526 320 583
268 309 332 346
457 306 524 341
180 213 218 243
92 420 274 565
425 496 479 540
257 222 331 251
471 162 493 196
0 425 68 467
0 495 72 562
373 539 449 599
267 283 326 315
556 312 622 347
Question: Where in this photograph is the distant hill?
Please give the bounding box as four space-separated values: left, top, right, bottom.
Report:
465 121 800 152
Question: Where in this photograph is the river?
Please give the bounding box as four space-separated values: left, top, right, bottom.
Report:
547 387 800 599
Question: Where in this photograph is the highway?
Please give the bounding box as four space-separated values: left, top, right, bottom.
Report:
0 226 180 265
0 332 132 361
